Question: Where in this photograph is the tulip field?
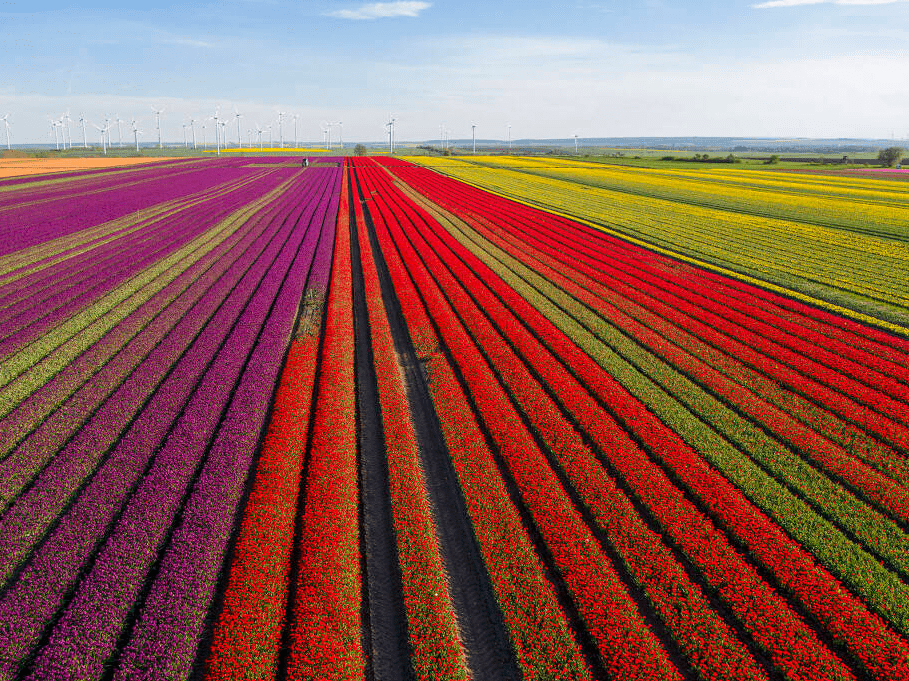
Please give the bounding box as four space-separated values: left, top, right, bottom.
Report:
0 154 907 680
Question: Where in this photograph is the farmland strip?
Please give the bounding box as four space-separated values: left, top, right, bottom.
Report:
357 161 681 680
354 172 469 680
378 159 909 680
354 160 594 679
283 165 364 681
0 172 316 680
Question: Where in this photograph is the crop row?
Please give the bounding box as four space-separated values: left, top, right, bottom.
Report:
368 156 909 679
415 156 909 326
0 160 342 680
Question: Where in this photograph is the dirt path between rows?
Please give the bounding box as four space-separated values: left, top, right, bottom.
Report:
349 176 415 681
355 167 523 681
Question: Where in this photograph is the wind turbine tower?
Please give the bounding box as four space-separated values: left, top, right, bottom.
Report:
1 114 10 150
79 114 88 148
277 112 285 148
292 114 299 148
116 116 124 147
132 120 141 152
152 107 164 148
507 124 512 153
386 117 396 154
235 110 243 149
574 134 579 154
472 124 477 154
190 118 197 149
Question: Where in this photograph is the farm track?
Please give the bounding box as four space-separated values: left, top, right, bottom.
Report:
349 173 415 680
353 164 524 681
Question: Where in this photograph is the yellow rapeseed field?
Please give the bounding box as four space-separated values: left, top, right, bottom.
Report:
412 155 909 328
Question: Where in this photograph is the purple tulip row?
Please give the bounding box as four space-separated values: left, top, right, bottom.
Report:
0 171 290 493
0 171 308 633
0 167 324 580
0 159 258 258
23 164 340 680
0 168 262 315
0 162 342 680
113 166 341 679
0 168 291 359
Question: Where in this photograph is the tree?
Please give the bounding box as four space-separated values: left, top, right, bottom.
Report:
878 146 904 167
354 143 367 156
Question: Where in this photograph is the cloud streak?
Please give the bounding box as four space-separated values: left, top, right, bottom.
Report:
326 1 431 20
753 0 907 8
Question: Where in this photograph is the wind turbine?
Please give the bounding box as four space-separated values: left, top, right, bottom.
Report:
62 112 72 150
1 114 10 150
386 116 396 154
277 111 285 148
182 123 188 148
234 109 243 149
152 107 164 148
472 123 477 154
574 134 579 155
220 120 228 152
292 114 299 148
131 120 142 152
79 113 88 148
201 123 207 149
210 109 221 155
507 124 511 153
256 125 263 152
93 122 109 154
115 116 124 147
50 119 60 150
189 118 197 149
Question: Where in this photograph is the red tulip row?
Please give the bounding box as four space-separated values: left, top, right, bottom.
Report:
282 167 364 681
356 160 681 680
373 158 909 680
351 167 469 680
359 162 775 681
348 159 594 680
202 206 336 679
406 180 908 572
388 160 909 439
363 160 853 680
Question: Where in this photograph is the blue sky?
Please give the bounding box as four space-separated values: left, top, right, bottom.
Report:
2 0 909 144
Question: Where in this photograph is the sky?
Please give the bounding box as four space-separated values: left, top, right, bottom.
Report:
2 0 909 144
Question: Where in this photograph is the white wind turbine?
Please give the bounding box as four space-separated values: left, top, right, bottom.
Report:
182 123 188 148
471 123 477 154
50 118 60 150
210 109 221 155
220 120 228 152
277 111 285 148
234 109 243 149
79 113 88 148
115 116 124 147
1 114 10 150
189 118 197 149
292 114 299 148
93 122 109 154
131 120 142 152
255 125 263 152
62 111 72 150
574 134 579 154
386 116 396 154
201 123 207 149
152 107 164 148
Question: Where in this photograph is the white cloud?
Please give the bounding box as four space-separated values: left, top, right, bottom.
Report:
754 0 907 8
325 1 431 20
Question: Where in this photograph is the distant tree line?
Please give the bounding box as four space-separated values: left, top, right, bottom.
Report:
661 153 741 164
